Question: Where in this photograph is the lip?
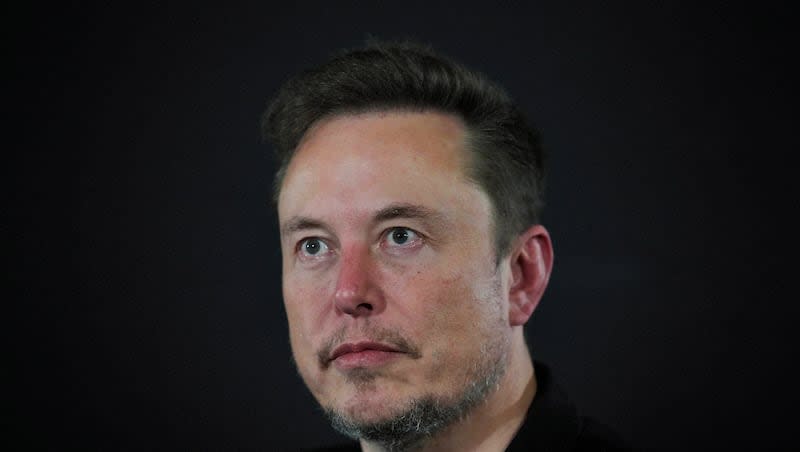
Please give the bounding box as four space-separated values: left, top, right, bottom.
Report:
329 341 405 369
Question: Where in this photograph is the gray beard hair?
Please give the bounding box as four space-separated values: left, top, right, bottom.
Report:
323 344 508 452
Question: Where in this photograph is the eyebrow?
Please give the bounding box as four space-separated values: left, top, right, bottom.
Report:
280 217 334 237
372 203 443 224
280 203 446 237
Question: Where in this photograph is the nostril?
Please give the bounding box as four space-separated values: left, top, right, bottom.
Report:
356 302 373 312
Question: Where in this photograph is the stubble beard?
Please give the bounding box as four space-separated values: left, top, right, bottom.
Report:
323 333 510 452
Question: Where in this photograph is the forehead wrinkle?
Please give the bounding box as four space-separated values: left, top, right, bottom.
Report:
282 202 450 239
278 112 479 238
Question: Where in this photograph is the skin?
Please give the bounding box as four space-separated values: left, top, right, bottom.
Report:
278 111 553 451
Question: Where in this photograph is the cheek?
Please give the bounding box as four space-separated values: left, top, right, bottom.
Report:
283 275 334 362
284 266 336 318
405 271 484 343
400 267 505 373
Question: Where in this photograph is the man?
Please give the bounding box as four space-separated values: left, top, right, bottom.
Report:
262 40 630 451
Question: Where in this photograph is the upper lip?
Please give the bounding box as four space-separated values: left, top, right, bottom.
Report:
330 341 403 361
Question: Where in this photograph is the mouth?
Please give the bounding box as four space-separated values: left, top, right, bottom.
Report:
328 341 407 370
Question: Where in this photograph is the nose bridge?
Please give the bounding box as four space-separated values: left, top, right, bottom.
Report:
333 242 380 316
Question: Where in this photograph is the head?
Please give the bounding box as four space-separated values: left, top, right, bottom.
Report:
263 40 552 450
264 39 546 259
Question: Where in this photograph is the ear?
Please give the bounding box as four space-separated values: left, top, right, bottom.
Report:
507 225 554 327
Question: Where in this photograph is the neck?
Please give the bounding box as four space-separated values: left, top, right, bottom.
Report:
360 331 537 452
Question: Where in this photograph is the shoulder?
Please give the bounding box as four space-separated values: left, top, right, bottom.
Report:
507 361 635 452
574 416 635 452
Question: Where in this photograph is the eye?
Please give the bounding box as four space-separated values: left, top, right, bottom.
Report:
298 237 331 258
384 227 421 247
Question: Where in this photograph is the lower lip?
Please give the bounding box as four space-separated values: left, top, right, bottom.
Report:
333 350 403 370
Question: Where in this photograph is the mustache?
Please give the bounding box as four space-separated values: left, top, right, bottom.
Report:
317 325 422 368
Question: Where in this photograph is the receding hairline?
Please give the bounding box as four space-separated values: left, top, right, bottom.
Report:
264 39 546 263
293 107 471 159
274 107 504 261
275 107 482 198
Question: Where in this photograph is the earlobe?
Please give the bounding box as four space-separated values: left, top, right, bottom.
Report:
508 225 553 326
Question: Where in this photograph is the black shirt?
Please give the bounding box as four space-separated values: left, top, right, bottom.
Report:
506 362 632 451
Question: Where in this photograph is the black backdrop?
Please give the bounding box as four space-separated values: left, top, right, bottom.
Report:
9 2 796 451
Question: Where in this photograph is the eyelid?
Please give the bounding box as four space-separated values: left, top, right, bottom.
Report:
382 226 424 247
296 236 334 258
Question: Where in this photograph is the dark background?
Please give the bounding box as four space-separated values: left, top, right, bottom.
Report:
9 2 796 451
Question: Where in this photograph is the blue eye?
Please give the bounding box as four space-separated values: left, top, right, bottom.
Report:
385 228 419 246
299 238 330 256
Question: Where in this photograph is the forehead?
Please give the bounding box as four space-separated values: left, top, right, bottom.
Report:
277 111 479 222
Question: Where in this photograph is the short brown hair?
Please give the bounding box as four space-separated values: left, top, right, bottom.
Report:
262 39 546 258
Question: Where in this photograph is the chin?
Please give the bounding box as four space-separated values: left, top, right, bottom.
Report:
324 389 468 448
342 401 405 426
336 379 412 423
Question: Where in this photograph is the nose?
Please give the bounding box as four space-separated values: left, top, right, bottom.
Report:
333 245 384 317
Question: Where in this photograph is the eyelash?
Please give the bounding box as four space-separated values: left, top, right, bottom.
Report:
295 227 424 259
296 237 332 258
382 227 422 247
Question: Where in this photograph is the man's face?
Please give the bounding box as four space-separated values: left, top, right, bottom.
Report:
278 111 514 429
